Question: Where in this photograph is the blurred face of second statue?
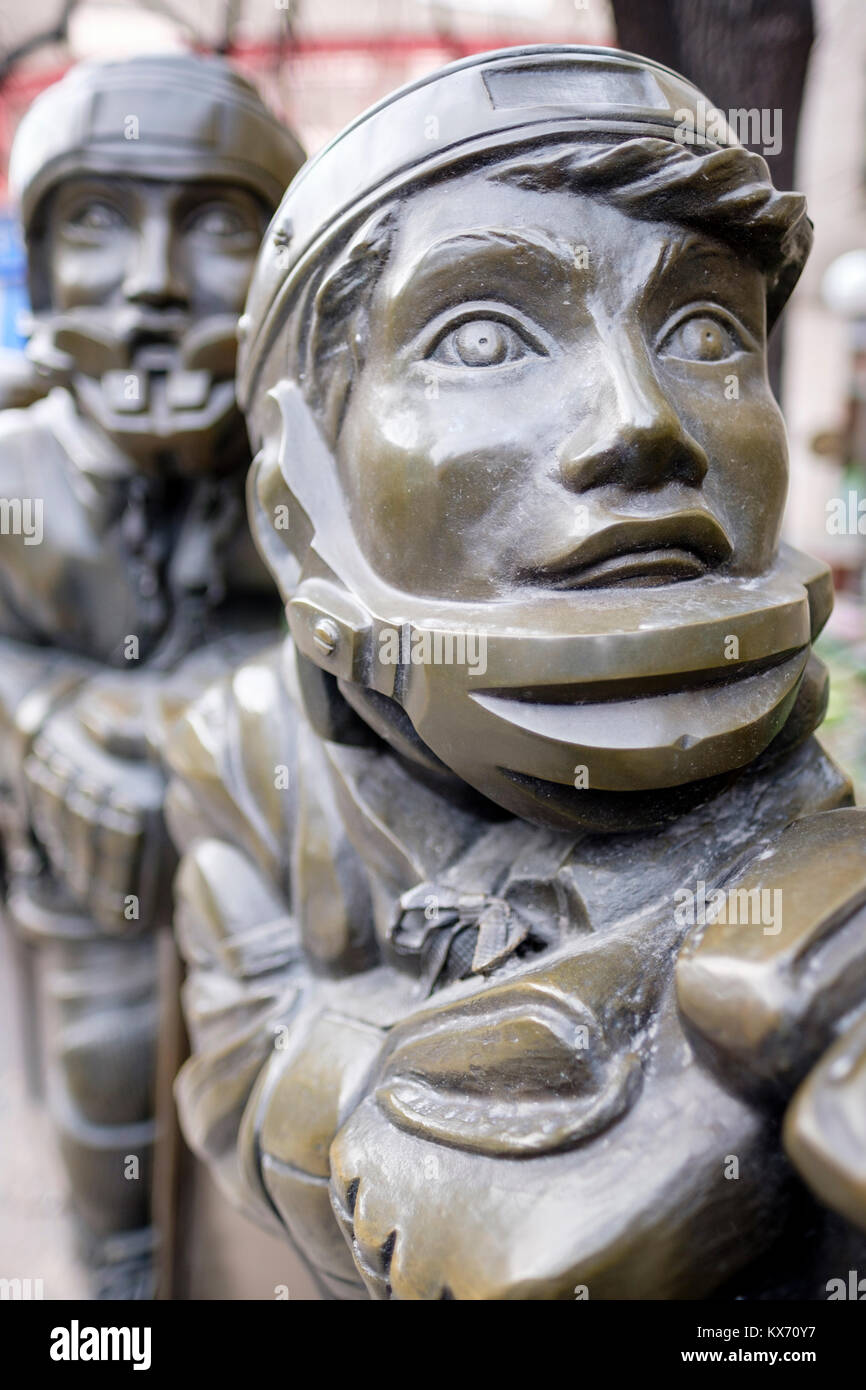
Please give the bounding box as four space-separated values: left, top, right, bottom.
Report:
47 175 267 323
337 176 787 600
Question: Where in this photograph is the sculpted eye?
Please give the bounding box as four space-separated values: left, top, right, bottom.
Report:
187 203 250 238
659 312 743 363
429 318 538 368
66 201 126 233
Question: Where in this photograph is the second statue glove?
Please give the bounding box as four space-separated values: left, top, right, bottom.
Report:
23 677 170 932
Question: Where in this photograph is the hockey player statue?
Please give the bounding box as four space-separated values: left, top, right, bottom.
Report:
0 54 304 1297
164 47 866 1300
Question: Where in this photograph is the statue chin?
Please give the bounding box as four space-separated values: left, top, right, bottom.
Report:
25 306 248 477
71 371 246 478
288 543 832 836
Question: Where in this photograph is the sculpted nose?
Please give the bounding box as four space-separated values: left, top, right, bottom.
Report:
122 218 188 309
559 341 708 492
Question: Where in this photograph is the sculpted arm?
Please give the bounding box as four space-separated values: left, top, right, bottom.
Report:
164 652 314 1232
165 651 415 1295
0 453 96 877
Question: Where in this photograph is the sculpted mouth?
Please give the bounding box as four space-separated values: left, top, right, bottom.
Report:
529 512 733 591
558 545 707 588
50 306 193 377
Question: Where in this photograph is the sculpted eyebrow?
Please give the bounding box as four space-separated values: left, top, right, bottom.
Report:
651 234 741 292
644 234 765 334
390 227 575 305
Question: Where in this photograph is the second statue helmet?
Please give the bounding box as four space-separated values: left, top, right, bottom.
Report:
10 53 305 475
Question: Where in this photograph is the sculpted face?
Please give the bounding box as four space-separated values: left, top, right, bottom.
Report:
338 174 788 599
47 175 266 321
37 175 269 474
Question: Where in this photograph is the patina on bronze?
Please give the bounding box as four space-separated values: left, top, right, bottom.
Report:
0 54 304 1298
165 46 866 1299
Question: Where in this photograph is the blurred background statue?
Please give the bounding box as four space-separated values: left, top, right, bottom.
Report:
0 53 303 1298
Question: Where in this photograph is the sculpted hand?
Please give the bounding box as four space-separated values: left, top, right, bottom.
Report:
327 927 764 1301
675 807 866 1232
22 674 168 930
783 1013 866 1235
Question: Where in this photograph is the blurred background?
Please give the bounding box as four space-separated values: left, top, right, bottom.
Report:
0 0 864 1298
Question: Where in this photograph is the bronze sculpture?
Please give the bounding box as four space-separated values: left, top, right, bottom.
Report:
164 45 866 1299
0 54 304 1297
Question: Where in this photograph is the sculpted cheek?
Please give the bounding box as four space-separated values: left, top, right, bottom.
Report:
723 400 788 563
187 254 255 314
341 386 522 594
52 251 113 308
341 397 443 581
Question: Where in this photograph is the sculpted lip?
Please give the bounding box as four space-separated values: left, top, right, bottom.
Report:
530 511 734 590
560 546 707 588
